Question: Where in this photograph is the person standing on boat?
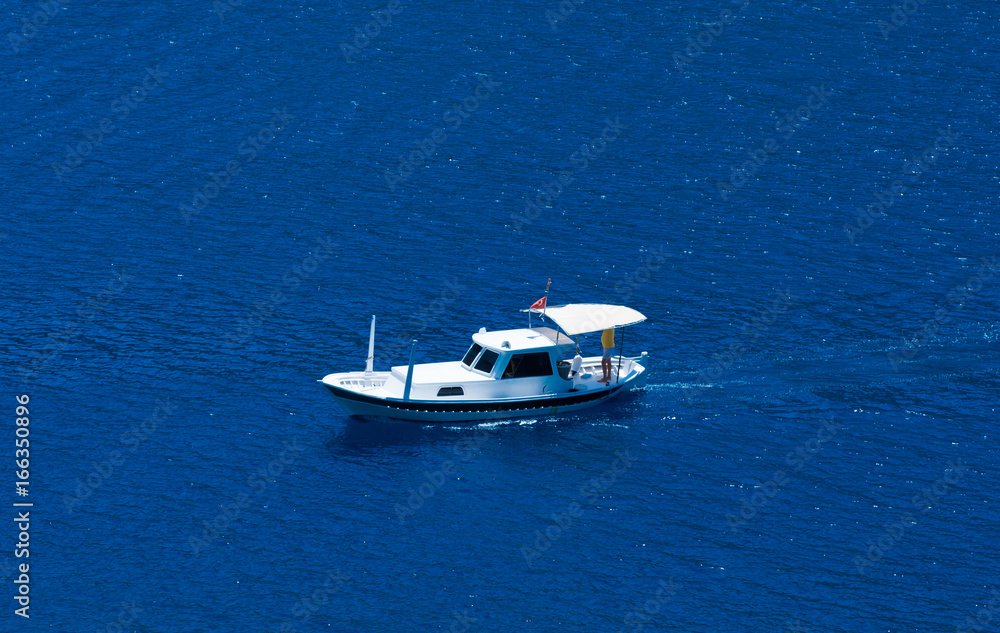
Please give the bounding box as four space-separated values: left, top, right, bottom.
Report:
599 328 615 383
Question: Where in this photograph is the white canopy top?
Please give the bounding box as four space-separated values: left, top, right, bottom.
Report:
526 304 647 336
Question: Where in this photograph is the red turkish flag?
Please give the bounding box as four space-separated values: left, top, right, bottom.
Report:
529 296 547 310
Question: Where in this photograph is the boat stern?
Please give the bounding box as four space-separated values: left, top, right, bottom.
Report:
632 352 649 388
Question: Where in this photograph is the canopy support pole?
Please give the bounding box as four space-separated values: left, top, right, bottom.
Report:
403 340 417 400
616 327 624 384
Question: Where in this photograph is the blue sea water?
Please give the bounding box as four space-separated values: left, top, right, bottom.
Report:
3 0 999 630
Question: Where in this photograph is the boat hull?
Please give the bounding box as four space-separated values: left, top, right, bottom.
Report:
322 381 634 423
321 350 649 423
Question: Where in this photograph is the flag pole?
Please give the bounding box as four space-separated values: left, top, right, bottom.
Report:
543 278 551 319
543 278 555 341
529 278 553 329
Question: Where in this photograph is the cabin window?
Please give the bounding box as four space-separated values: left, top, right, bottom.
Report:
462 343 483 366
437 386 464 396
501 352 553 379
474 349 499 373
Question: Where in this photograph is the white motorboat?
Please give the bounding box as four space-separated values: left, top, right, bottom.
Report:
319 303 649 423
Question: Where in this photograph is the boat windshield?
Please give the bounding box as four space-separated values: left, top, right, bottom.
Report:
462 343 483 366
474 349 499 373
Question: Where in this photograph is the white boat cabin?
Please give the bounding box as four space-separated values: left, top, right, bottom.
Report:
383 326 577 400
